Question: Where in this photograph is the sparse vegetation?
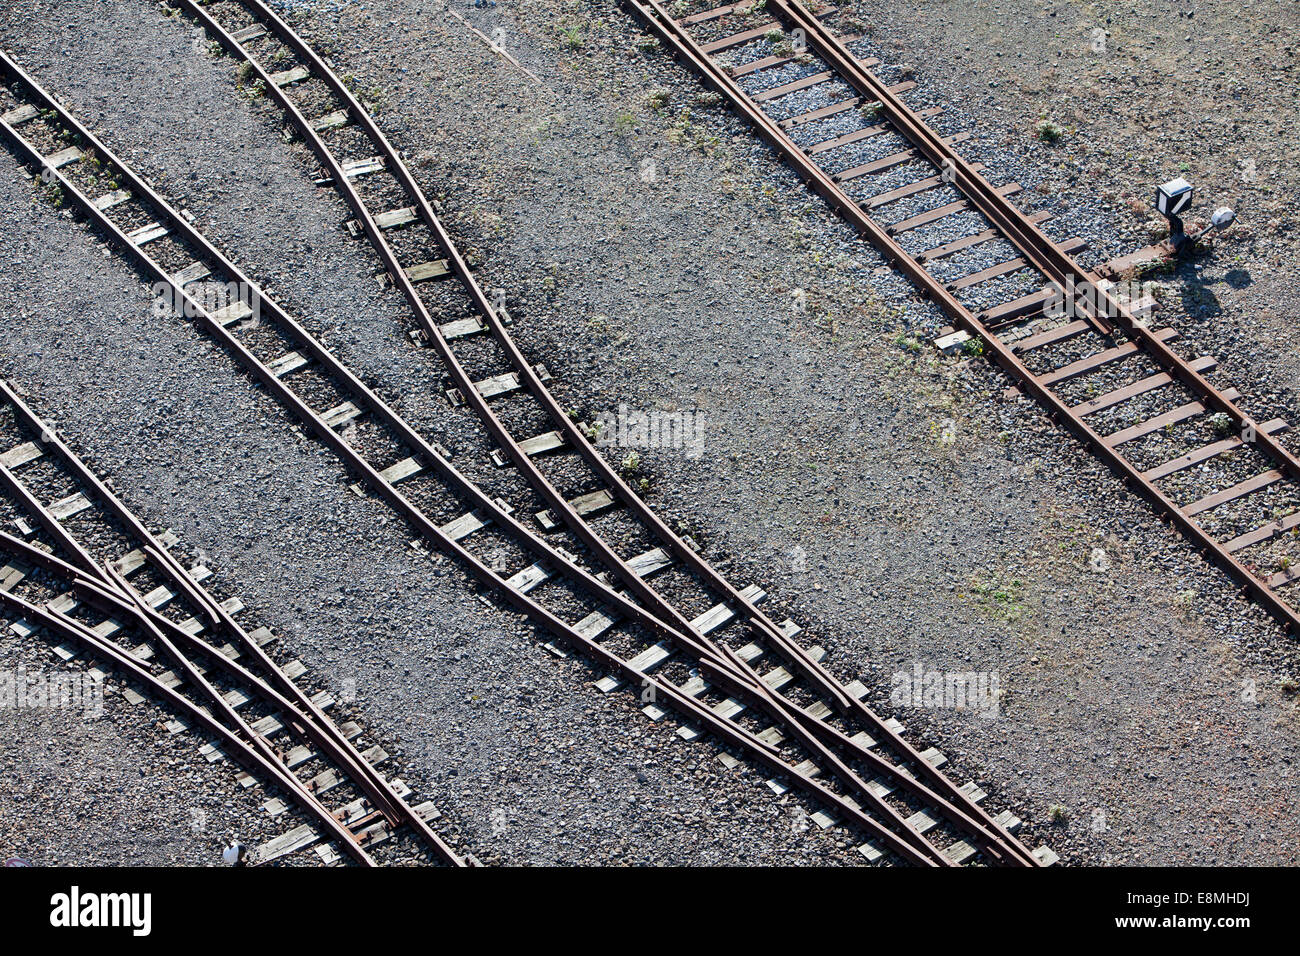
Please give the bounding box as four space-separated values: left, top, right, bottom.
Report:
37 180 65 207
1034 118 1063 144
666 108 720 154
1048 804 1068 824
894 332 924 354
646 89 670 111
966 573 1027 622
558 26 584 50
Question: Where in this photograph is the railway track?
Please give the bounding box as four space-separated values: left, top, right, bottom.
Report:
0 4 1054 865
629 0 1300 639
0 377 463 866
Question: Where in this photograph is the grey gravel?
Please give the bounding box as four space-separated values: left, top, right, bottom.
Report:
0 0 865 865
236 0 1300 865
2 0 1298 866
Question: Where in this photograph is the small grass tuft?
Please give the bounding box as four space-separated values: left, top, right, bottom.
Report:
894 332 924 354
559 26 584 50
1034 118 1064 144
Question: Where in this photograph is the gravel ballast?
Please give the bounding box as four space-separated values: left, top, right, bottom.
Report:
1 0 1297 865
172 0 1299 865
0 0 869 865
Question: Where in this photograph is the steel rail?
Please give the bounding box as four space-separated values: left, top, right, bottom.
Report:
177 0 749 686
207 0 863 720
0 51 756 695
767 0 1300 536
0 457 409 834
660 1 1300 642
183 0 1032 864
175 3 1027 864
181 0 862 758
0 529 410 865
630 0 1049 865
0 540 378 866
0 380 461 860
766 0 1113 333
6 41 932 864
0 58 963 866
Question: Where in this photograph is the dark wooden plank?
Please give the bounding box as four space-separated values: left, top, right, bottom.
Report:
1143 418 1289 481
1183 470 1283 518
1035 328 1178 388
1011 319 1091 354
805 107 941 154
1267 562 1300 589
729 39 865 77
777 82 915 129
948 237 1086 291
1073 356 1217 416
917 209 1048 263
699 5 838 47
682 1 754 23
865 162 987 210
778 96 863 128
1227 509 1300 554
1103 388 1241 448
981 285 1055 324
753 70 834 102
835 133 970 184
885 181 1019 234
702 22 783 54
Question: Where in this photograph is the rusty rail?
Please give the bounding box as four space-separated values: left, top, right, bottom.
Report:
172 0 1040 865
0 531 380 866
0 378 465 864
0 47 1016 866
628 0 1300 641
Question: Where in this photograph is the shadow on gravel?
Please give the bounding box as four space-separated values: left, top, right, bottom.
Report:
1162 253 1254 321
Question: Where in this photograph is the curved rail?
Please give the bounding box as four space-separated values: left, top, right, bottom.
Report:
173 0 1039 866
0 379 463 865
0 34 1041 864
